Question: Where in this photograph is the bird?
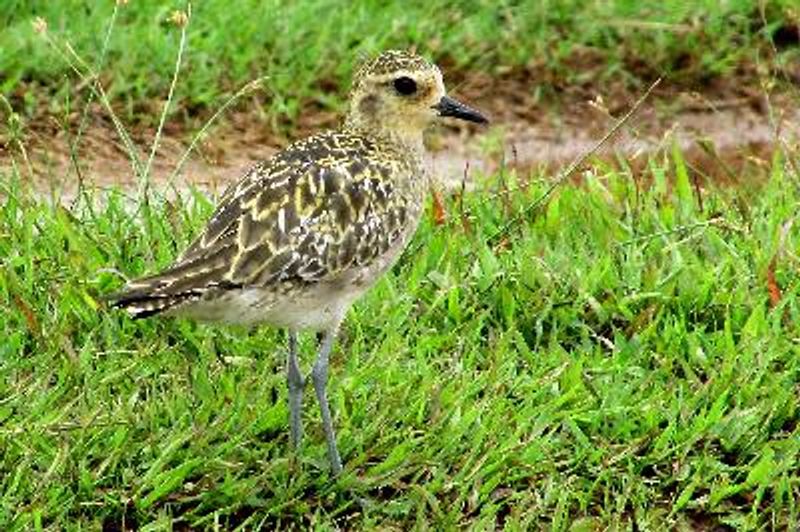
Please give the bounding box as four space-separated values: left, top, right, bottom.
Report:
108 50 488 476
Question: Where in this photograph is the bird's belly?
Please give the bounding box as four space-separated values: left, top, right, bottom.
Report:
171 286 350 331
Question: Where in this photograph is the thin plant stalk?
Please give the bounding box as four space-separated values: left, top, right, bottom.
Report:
487 78 662 244
144 4 192 185
38 27 145 178
0 94 35 182
61 41 144 179
73 1 122 151
167 76 270 187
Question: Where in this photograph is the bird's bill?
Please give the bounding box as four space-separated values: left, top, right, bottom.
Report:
433 96 489 124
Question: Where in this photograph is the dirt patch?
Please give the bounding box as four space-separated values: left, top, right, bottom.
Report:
435 90 800 189
2 73 799 200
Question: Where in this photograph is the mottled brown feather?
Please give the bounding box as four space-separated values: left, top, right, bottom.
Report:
109 130 422 317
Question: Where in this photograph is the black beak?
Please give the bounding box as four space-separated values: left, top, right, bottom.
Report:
433 96 489 124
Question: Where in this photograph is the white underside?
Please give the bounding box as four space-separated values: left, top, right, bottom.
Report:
175 285 357 331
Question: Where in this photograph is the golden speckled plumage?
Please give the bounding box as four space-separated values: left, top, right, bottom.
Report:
351 50 432 89
108 50 487 475
113 129 425 326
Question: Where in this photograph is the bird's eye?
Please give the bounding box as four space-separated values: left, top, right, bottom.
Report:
393 76 417 96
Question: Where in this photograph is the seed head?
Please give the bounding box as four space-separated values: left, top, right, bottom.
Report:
170 10 189 27
32 16 47 35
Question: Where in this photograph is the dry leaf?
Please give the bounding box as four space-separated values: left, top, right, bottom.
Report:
766 254 781 308
431 187 447 226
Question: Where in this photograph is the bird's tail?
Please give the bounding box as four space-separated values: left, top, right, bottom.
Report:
105 270 202 319
107 244 239 319
106 284 197 319
105 286 197 319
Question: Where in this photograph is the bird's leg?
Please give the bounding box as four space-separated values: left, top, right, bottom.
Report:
310 330 343 475
286 331 305 450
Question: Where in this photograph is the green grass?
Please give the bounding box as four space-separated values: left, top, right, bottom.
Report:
1 1 799 528
2 0 798 128
2 146 799 528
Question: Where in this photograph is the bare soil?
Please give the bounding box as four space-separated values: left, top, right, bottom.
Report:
2 74 799 200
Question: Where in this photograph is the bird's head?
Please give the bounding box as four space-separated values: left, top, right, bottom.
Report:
345 50 488 146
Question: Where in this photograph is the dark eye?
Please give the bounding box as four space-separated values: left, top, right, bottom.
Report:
393 76 417 96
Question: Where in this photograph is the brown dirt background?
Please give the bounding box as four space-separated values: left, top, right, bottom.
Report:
2 72 799 198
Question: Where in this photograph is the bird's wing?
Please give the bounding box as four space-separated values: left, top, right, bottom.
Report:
108 134 412 317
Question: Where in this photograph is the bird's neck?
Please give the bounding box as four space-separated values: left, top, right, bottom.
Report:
342 116 425 156
340 117 428 205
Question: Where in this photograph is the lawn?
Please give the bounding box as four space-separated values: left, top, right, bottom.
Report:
1 0 800 529
2 147 799 528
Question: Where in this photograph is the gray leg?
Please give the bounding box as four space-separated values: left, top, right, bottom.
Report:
310 330 343 475
286 331 305 449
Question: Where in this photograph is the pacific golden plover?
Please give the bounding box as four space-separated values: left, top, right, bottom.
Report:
109 50 488 475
